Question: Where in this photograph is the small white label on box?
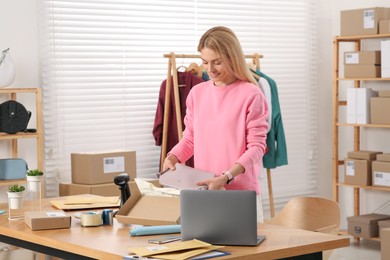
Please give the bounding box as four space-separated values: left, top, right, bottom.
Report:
364 10 375 29
46 211 66 217
345 53 359 64
374 171 390 187
346 160 355 176
103 156 125 173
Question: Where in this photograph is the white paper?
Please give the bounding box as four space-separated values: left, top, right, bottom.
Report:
345 160 355 176
345 53 359 64
103 156 125 173
374 171 390 186
363 10 375 29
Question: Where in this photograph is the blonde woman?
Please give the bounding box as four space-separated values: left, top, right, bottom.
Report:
163 26 268 222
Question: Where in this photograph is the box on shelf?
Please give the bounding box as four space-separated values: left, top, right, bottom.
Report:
370 97 390 125
115 183 180 226
346 88 379 124
380 20 390 34
382 40 390 78
341 7 390 36
347 213 390 238
344 51 381 65
377 153 390 161
382 228 390 259
344 64 381 78
379 220 390 238
71 151 136 185
25 211 71 231
372 161 390 188
348 150 383 160
344 159 372 186
378 90 390 98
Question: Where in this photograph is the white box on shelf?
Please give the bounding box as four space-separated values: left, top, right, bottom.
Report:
381 40 390 78
356 88 378 124
347 88 357 124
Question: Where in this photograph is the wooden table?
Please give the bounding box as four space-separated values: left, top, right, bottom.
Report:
0 197 349 260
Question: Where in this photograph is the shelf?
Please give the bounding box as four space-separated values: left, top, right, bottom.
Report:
0 179 27 187
337 123 390 128
338 230 381 241
337 77 390 81
0 132 40 140
335 33 390 41
337 183 390 192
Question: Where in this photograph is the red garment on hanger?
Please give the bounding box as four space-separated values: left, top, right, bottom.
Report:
153 71 204 167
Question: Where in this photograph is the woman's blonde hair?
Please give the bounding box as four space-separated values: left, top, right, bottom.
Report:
197 26 257 86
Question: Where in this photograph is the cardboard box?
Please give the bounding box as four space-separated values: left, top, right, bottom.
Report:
115 184 180 226
370 97 390 125
347 213 390 238
377 153 390 161
344 51 381 65
378 90 390 97
344 159 372 186
344 64 381 78
372 161 390 188
348 150 383 160
341 7 390 36
379 219 390 238
382 228 390 259
25 211 71 231
59 182 120 197
71 151 136 185
382 40 390 78
380 20 390 34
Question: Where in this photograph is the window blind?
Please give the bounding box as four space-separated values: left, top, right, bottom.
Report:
38 0 318 210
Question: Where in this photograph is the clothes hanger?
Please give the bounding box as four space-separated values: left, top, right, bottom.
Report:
188 62 203 77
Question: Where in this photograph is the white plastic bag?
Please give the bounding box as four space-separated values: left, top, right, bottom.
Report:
0 48 16 87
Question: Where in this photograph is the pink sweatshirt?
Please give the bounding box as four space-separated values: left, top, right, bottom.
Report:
169 79 269 194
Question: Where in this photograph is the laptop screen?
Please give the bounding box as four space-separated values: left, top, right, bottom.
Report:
180 190 265 246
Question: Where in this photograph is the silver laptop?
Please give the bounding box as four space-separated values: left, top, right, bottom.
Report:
180 190 266 246
159 164 215 190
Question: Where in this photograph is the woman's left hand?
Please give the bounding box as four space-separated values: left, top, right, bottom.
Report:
197 175 227 190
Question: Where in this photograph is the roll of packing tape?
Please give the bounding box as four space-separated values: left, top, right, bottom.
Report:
80 211 103 227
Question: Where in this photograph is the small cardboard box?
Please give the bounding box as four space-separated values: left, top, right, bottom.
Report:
377 153 390 161
378 90 390 98
71 151 136 185
382 228 390 259
344 64 381 78
348 150 382 160
341 7 390 36
115 183 180 226
344 51 381 65
372 161 390 188
379 219 390 238
380 19 390 34
25 211 71 231
344 159 372 186
347 213 390 238
370 97 390 125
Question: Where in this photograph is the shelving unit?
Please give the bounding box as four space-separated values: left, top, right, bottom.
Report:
0 88 44 192
332 34 390 240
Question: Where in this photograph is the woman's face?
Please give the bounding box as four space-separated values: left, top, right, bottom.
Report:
200 47 236 86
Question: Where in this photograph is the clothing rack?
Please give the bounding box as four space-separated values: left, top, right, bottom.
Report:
161 52 275 218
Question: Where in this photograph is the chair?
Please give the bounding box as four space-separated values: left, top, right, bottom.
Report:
267 196 341 260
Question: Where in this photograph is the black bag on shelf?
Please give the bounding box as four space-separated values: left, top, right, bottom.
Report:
0 100 31 134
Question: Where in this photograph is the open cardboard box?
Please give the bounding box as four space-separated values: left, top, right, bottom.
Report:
115 182 180 226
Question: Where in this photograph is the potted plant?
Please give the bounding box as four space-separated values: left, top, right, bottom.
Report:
7 185 25 209
26 169 44 193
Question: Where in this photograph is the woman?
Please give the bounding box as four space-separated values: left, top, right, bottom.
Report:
163 26 268 222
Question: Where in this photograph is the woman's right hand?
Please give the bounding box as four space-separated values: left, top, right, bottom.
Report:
162 154 179 171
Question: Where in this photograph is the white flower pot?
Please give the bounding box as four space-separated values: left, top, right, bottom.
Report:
27 175 43 193
7 191 24 209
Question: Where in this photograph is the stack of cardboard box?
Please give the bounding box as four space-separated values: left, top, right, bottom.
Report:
59 151 137 196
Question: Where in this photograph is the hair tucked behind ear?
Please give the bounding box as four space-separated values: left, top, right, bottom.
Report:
198 26 257 86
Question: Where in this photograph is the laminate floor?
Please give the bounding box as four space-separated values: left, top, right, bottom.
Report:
329 236 381 260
